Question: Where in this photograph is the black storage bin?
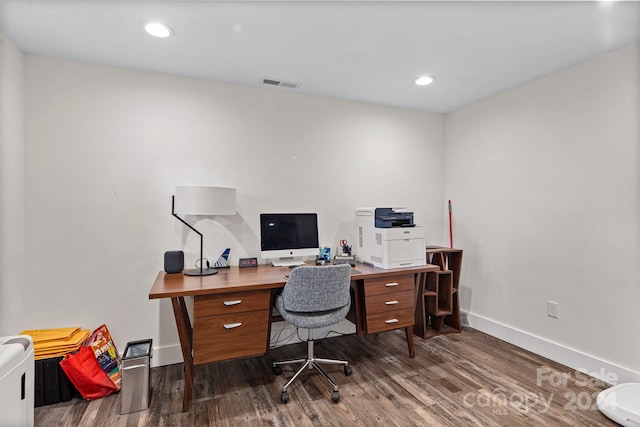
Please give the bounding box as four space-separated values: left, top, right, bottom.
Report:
34 356 78 406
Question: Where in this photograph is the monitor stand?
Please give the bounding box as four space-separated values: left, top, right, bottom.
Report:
271 258 305 267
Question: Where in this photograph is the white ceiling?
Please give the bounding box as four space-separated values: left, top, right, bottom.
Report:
1 1 639 113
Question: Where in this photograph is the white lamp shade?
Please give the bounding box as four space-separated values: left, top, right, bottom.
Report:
174 186 236 215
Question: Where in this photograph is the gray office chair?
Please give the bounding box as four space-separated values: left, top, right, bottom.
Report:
272 263 353 404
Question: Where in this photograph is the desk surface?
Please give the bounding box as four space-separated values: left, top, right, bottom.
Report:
149 262 438 299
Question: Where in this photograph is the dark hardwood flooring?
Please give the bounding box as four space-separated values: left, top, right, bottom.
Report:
34 328 617 426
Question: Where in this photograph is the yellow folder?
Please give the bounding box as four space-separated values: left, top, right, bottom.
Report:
20 327 81 343
20 327 90 359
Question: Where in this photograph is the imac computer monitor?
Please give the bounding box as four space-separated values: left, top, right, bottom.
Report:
260 213 319 266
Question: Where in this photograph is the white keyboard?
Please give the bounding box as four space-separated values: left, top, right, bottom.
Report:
271 260 305 267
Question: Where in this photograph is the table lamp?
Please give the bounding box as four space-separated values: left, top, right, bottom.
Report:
172 186 237 276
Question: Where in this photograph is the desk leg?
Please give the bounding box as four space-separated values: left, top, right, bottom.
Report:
405 326 415 358
351 280 365 336
405 273 422 358
171 297 194 412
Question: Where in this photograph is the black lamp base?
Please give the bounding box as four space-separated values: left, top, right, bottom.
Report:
184 268 219 276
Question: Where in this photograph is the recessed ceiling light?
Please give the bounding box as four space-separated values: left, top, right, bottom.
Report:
415 75 435 86
144 21 174 38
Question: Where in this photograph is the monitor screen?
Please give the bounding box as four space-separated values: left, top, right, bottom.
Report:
260 213 319 261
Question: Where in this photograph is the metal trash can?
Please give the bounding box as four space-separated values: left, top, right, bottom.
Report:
120 339 152 414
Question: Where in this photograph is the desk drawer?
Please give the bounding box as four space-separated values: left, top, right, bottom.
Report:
365 290 414 315
363 275 414 297
193 310 270 364
194 290 270 318
366 309 415 334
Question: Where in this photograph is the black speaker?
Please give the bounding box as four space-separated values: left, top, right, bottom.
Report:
164 250 184 274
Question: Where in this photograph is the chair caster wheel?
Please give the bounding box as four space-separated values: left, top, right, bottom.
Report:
344 365 352 376
332 391 340 403
273 365 282 376
281 391 289 404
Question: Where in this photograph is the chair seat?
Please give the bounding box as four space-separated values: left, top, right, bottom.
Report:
275 295 349 329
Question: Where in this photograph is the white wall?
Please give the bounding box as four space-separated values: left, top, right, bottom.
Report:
20 55 445 365
445 42 640 382
14 41 637 381
0 33 25 335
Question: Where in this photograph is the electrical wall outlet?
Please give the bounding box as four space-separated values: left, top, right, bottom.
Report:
547 301 559 319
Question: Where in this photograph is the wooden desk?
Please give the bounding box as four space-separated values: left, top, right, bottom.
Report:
149 262 439 411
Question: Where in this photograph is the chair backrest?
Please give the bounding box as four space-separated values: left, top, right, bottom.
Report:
281 264 352 313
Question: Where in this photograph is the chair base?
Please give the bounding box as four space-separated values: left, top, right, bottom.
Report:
272 334 351 403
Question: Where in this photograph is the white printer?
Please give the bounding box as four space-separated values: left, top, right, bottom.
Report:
355 207 426 269
0 335 34 427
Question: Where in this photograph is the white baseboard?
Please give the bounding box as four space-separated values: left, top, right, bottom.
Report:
150 312 639 384
150 343 184 368
464 310 640 384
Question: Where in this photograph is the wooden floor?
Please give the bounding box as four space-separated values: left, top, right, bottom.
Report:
35 328 617 426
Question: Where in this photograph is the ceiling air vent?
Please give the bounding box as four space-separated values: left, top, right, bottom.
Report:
261 78 300 89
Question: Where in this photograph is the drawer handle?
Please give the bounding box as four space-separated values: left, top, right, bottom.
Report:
223 300 242 306
223 322 242 329
385 319 399 324
384 282 399 287
385 300 399 305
